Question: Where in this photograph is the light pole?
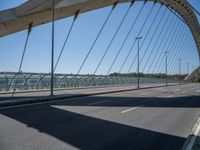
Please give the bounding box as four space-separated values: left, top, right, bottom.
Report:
187 63 189 75
50 0 55 96
136 36 142 89
178 59 182 84
164 51 169 86
192 66 195 72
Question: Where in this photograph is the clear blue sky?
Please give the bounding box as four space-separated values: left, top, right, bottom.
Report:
0 0 199 75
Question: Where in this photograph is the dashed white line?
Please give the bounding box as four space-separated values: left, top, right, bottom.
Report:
121 105 144 114
88 100 110 105
174 89 180 92
166 95 173 98
140 93 149 96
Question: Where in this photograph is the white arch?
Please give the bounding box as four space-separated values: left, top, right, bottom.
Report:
0 0 199 56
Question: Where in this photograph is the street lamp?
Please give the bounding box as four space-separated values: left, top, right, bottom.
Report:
50 0 55 96
164 51 169 86
187 63 189 75
178 58 182 84
136 36 142 89
192 66 195 72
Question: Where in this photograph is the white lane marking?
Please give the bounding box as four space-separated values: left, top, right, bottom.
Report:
88 100 109 105
140 93 149 96
174 89 180 92
185 116 200 150
166 95 173 98
121 105 144 114
196 90 200 93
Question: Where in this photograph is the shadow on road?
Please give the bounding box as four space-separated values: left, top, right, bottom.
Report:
1 95 199 149
53 95 200 108
0 104 186 150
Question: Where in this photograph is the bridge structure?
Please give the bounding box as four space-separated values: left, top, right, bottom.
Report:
0 0 199 96
1 2 200 149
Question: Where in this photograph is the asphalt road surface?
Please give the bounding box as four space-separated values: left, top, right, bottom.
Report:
0 83 200 150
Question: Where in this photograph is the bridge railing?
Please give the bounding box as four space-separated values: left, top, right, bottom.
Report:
0 72 181 93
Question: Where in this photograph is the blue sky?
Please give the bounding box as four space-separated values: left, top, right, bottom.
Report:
0 0 199 75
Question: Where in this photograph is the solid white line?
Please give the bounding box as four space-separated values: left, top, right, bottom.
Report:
121 105 143 114
185 116 200 150
88 100 109 105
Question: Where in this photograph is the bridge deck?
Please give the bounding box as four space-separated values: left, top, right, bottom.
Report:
0 83 199 150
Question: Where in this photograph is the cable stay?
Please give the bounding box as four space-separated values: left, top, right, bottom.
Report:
169 34 192 73
164 25 185 62
150 19 181 74
134 8 170 73
93 1 135 75
128 7 168 73
167 30 188 73
106 2 147 75
120 3 156 73
13 23 33 96
152 20 181 74
137 4 162 64
145 14 175 74
155 25 184 74
54 10 80 72
127 4 164 73
169 40 192 74
18 23 33 72
166 27 187 69
76 1 119 75
146 15 176 74
168 38 193 74
169 39 187 72
118 2 155 73
84 1 136 86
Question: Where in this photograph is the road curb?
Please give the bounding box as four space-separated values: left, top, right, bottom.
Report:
0 84 172 108
182 114 200 150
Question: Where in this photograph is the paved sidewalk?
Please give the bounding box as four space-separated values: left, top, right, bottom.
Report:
0 83 175 107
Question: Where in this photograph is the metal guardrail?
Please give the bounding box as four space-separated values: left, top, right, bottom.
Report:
0 72 182 93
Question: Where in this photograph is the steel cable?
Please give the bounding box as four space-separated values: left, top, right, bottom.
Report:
93 2 134 75
76 1 119 75
19 23 33 72
106 2 150 75
54 10 80 72
140 10 171 73
118 2 156 73
146 15 176 74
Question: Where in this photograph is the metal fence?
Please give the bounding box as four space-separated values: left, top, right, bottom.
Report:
0 72 180 92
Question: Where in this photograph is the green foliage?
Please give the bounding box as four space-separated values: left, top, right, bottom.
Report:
193 76 200 83
109 72 167 78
